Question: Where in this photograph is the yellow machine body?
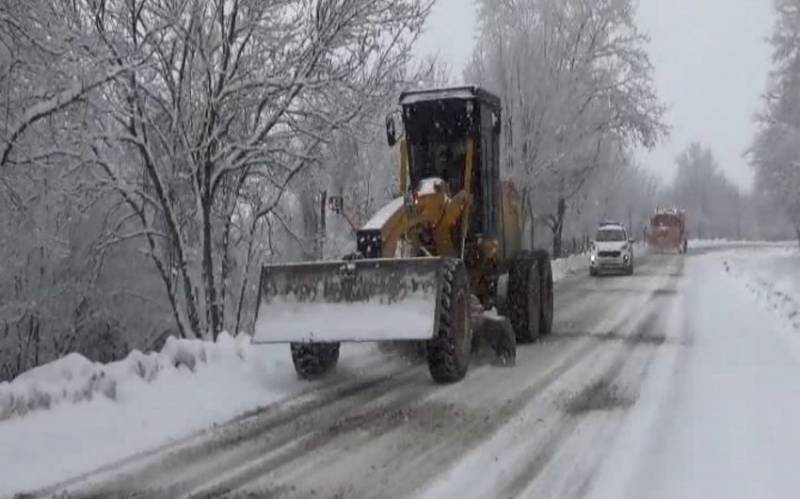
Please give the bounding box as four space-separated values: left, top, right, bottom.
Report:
255 86 529 345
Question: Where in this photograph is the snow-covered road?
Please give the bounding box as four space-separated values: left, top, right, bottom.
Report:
11 245 800 499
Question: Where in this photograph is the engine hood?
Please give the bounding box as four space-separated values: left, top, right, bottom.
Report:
593 241 628 252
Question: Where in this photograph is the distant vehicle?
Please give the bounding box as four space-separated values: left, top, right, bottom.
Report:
589 222 634 276
648 208 687 253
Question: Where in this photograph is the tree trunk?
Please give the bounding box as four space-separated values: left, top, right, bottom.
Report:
235 217 260 336
219 206 234 335
551 197 566 259
319 190 327 258
527 197 536 250
794 222 800 250
201 194 221 340
627 205 633 234
219 225 230 334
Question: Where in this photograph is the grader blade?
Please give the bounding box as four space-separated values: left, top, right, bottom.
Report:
253 257 444 344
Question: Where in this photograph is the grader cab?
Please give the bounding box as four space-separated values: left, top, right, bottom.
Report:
253 86 554 383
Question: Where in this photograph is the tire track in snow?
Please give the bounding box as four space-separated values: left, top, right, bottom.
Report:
512 257 685 499
413 254 683 499
144 280 657 498
280 257 685 498
45 254 684 499
44 365 428 498
502 308 668 499
203 324 615 498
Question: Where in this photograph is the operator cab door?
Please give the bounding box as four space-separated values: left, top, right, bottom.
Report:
475 102 500 239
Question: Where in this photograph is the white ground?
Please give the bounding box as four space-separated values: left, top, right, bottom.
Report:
3 245 800 498
0 336 402 496
589 245 800 499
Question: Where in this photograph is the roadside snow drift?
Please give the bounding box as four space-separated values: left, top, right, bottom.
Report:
588 245 800 499
0 333 393 496
0 334 250 421
551 252 589 281
719 246 800 333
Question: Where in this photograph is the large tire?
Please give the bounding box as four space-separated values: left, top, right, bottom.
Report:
533 249 554 336
290 342 340 379
507 251 541 343
428 258 472 383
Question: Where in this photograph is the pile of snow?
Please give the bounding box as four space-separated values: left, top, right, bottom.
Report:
589 248 800 499
720 246 800 333
0 333 395 496
551 252 589 281
688 238 790 249
0 334 249 421
689 238 749 248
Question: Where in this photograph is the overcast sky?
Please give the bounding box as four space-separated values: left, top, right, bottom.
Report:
415 0 775 192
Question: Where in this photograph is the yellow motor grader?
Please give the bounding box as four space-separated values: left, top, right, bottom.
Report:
253 86 553 383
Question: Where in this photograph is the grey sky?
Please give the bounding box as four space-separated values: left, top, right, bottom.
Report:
415 0 774 192
414 0 477 80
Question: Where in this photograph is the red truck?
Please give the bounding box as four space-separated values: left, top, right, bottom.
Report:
648 208 688 253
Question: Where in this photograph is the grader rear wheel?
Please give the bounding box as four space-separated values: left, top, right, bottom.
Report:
533 250 554 336
508 251 542 344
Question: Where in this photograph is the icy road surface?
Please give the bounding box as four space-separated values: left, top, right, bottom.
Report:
30 245 800 498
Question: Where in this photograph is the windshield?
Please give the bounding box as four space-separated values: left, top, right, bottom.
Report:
407 140 466 192
595 228 626 242
404 100 473 192
653 214 679 227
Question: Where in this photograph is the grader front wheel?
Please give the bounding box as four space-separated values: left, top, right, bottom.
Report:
428 258 473 383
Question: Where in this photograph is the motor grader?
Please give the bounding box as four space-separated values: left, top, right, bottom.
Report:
253 86 554 383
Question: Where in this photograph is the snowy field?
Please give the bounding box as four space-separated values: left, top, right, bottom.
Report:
4 244 800 497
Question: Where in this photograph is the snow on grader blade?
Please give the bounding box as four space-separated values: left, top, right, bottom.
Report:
253 257 444 344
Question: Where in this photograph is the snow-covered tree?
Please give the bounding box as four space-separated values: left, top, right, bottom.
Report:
0 0 435 377
671 143 740 238
465 0 666 257
74 0 433 339
0 1 178 378
751 0 800 244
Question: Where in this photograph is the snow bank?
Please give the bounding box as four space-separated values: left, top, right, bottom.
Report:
688 238 791 249
589 248 800 499
0 333 397 496
0 334 249 421
689 238 750 248
720 246 800 333
551 252 589 281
